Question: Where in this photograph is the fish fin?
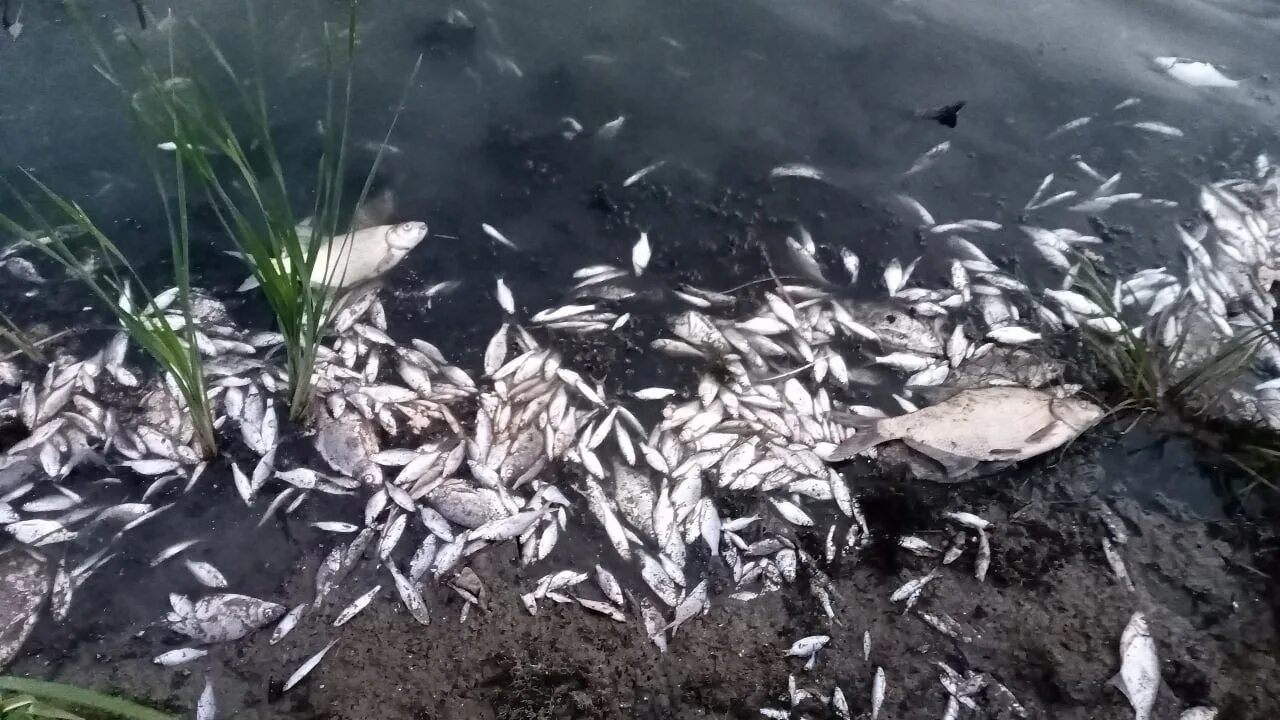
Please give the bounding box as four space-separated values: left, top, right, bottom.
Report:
1023 421 1059 444
989 448 1020 456
901 439 979 478
904 384 965 405
237 276 260 292
1108 672 1131 703
828 428 886 461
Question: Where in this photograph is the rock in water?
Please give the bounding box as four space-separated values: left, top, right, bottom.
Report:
828 386 1104 477
0 552 51 669
166 593 286 643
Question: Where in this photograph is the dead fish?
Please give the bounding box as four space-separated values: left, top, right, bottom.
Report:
197 679 216 720
153 647 208 666
829 387 1104 477
5 519 75 546
333 585 381 627
168 594 285 643
1130 121 1184 138
596 115 626 139
266 223 428 289
905 141 950 177
1154 56 1238 88
152 538 201 566
271 603 308 645
481 223 519 250
496 277 516 315
1046 116 1092 139
785 635 830 658
185 559 229 588
1118 612 1159 720
770 164 825 181
623 161 665 187
872 667 886 720
632 232 652 276
283 639 339 693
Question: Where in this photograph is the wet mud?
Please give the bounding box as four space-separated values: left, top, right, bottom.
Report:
9 424 1278 720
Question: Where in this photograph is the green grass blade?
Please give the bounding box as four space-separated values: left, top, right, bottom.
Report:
0 679 174 720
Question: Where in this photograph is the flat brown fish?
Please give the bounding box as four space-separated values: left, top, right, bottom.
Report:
828 386 1103 477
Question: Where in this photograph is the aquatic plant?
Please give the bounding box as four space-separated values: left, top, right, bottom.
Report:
111 2 418 420
0 310 42 363
0 171 219 458
1073 259 1265 414
0 677 174 720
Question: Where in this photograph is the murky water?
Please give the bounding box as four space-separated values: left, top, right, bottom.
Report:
2 0 1279 718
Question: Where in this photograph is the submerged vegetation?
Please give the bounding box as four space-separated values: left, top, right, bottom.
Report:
1073 259 1280 488
0 0 421 464
0 678 173 720
0 175 219 458
114 2 419 420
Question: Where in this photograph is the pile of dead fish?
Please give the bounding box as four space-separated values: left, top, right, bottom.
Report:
1 139 1276 720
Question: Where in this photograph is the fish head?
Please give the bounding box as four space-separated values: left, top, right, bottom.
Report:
386 221 428 251
1052 396 1106 431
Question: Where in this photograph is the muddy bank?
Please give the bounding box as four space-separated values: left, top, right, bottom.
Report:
9 423 1277 720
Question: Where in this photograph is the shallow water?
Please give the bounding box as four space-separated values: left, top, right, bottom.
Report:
2 0 1280 718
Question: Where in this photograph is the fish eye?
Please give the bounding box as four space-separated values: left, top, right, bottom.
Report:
885 314 897 323
396 222 416 232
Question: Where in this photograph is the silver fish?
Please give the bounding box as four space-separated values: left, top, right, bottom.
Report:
830 387 1104 477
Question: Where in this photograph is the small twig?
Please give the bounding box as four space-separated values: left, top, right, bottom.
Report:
0 328 74 361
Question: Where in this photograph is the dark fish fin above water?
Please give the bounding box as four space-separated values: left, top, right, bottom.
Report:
901 438 979 478
921 101 966 129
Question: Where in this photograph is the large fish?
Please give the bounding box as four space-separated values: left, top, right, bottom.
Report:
241 222 428 291
306 222 429 289
827 386 1103 477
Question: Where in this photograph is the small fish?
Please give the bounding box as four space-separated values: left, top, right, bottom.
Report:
770 164 825 181
333 585 381 626
1154 56 1238 88
890 571 938 603
632 232 652 276
1130 121 1184 138
481 224 519 250
496 278 516 315
185 559 229 588
623 161 665 187
151 538 201 566
987 326 1041 345
872 667 886 720
283 639 340 693
596 115 626 139
196 679 216 720
904 141 950 176
785 635 830 658
1070 193 1143 213
271 604 308 645
153 648 208 666
1118 612 1159 720
634 387 678 400
1046 116 1092 139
